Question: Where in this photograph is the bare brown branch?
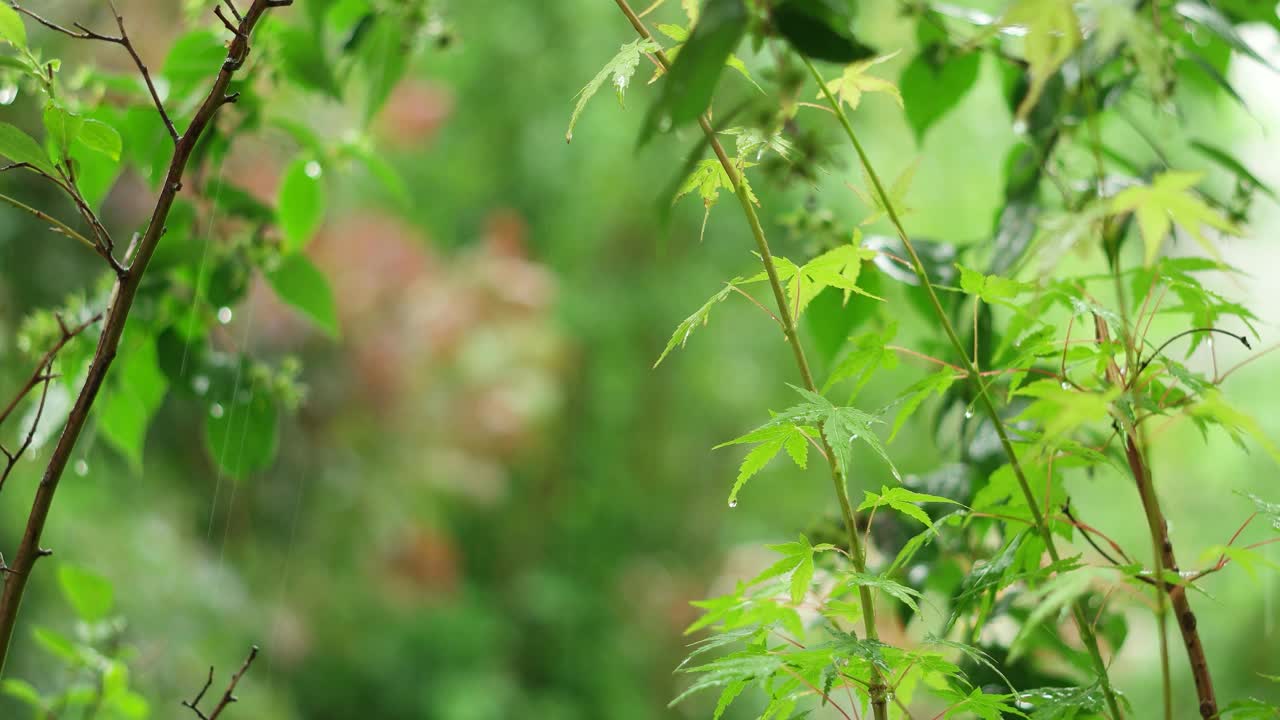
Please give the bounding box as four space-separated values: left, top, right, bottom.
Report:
182 646 259 720
0 0 291 674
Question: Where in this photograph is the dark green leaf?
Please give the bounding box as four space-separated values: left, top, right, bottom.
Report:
1190 139 1276 200
162 30 228 100
277 156 326 252
900 50 981 141
357 16 407 123
266 253 340 338
1174 1 1278 72
204 388 279 479
640 0 747 143
1214 0 1280 31
0 121 57 175
277 26 342 98
98 338 169 470
773 0 875 63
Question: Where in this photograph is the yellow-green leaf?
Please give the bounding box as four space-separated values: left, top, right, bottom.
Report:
1003 0 1080 120
0 5 25 49
820 53 902 112
1109 171 1239 266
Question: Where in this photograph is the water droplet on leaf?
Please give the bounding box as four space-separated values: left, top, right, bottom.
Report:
73 459 89 476
192 375 210 395
0 84 17 105
217 306 233 324
304 160 323 179
210 403 225 419
728 498 738 508
964 408 974 419
1061 381 1071 390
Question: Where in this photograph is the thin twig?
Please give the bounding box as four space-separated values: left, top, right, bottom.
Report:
0 192 97 253
11 1 178 141
0 312 99 497
727 284 782 327
182 646 259 720
1133 327 1250 383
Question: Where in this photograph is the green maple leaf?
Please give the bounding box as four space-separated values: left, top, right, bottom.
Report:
715 422 813 507
566 38 660 142
653 281 740 367
1109 171 1239 266
744 239 882 318
673 158 758 240
820 52 903 112
858 485 961 529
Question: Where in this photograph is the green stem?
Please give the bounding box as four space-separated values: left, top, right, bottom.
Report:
609 3 889 718
803 57 1125 719
0 192 98 253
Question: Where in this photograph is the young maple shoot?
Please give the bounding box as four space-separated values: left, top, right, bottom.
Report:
575 0 1280 719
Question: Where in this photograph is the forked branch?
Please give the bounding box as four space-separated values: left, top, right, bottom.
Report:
182 646 259 720
0 0 291 675
10 1 178 141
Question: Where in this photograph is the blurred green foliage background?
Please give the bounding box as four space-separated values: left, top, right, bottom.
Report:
1 0 1279 718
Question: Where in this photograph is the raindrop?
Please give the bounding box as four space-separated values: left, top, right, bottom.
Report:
0 84 17 105
1012 119 1028 135
964 407 974 419
73 459 89 476
217 306 233 324
1061 381 1071 390
613 73 628 92
849 433 859 442
659 114 673 132
728 498 738 508
192 375 210 395
210 403 225 419
304 160 323 179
